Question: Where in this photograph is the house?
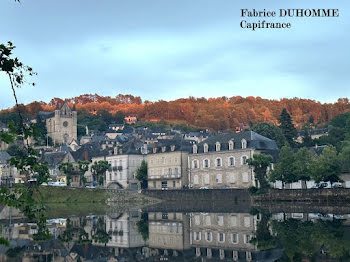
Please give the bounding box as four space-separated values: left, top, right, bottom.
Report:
104 139 146 190
0 151 18 186
124 115 137 124
147 140 192 190
0 122 9 151
188 131 278 189
108 123 125 131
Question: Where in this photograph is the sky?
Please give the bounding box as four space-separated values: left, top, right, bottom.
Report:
0 0 349 109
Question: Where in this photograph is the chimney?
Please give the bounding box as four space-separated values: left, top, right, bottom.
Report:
84 150 88 161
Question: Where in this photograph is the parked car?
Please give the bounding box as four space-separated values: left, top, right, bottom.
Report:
199 186 209 189
312 182 331 189
48 181 67 187
332 182 343 188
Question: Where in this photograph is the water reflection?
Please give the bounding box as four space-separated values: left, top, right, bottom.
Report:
1 208 350 261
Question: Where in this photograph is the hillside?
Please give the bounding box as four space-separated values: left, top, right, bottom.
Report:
1 94 350 131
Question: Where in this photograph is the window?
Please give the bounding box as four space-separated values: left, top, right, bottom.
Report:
203 143 208 153
218 232 225 242
206 232 212 242
242 172 249 183
229 140 234 150
194 232 201 241
194 215 200 225
229 157 235 166
193 144 198 154
204 175 210 185
162 213 168 219
216 174 222 184
153 181 156 188
217 215 224 226
161 181 168 189
194 175 199 185
229 174 236 184
241 139 247 149
244 234 252 244
216 158 222 167
174 168 178 175
173 181 176 187
241 156 248 165
231 216 237 226
169 168 172 175
215 142 221 151
192 160 199 169
109 173 112 180
244 216 251 227
203 159 210 168
231 233 239 244
205 215 211 226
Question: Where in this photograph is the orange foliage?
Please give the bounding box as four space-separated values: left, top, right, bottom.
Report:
7 94 350 131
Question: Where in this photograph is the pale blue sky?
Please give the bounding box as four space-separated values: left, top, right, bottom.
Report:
0 0 349 109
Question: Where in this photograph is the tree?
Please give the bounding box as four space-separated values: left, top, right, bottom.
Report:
300 125 314 147
78 160 89 186
252 122 287 148
269 146 296 188
91 160 110 186
136 160 148 189
247 153 273 190
310 146 342 185
58 162 74 186
293 147 313 186
278 108 297 147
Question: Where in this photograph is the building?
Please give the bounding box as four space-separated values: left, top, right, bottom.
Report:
190 212 258 260
148 212 191 252
41 102 77 145
147 140 192 190
0 151 18 186
124 115 137 124
188 131 278 189
104 139 146 189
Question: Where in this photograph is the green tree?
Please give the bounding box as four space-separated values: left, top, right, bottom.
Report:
252 122 287 148
278 108 297 147
58 162 74 186
300 125 314 147
310 146 342 185
136 160 148 189
78 160 89 186
91 160 110 186
269 146 296 188
92 217 111 246
247 153 273 190
340 141 350 173
293 147 313 186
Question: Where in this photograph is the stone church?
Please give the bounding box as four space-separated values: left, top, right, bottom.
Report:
45 102 77 145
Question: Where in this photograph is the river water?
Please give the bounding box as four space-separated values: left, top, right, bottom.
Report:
1 204 350 261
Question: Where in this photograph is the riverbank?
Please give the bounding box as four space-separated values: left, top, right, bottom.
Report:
34 187 160 205
252 188 350 203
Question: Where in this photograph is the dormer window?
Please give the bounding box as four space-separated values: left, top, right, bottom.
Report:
229 140 234 150
153 147 157 153
215 142 221 152
203 143 208 153
170 145 175 152
162 146 166 153
193 144 198 154
241 139 247 149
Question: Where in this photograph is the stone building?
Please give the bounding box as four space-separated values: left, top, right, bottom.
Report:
148 212 191 252
44 102 77 145
189 212 258 260
104 139 146 190
147 140 192 190
188 131 278 189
